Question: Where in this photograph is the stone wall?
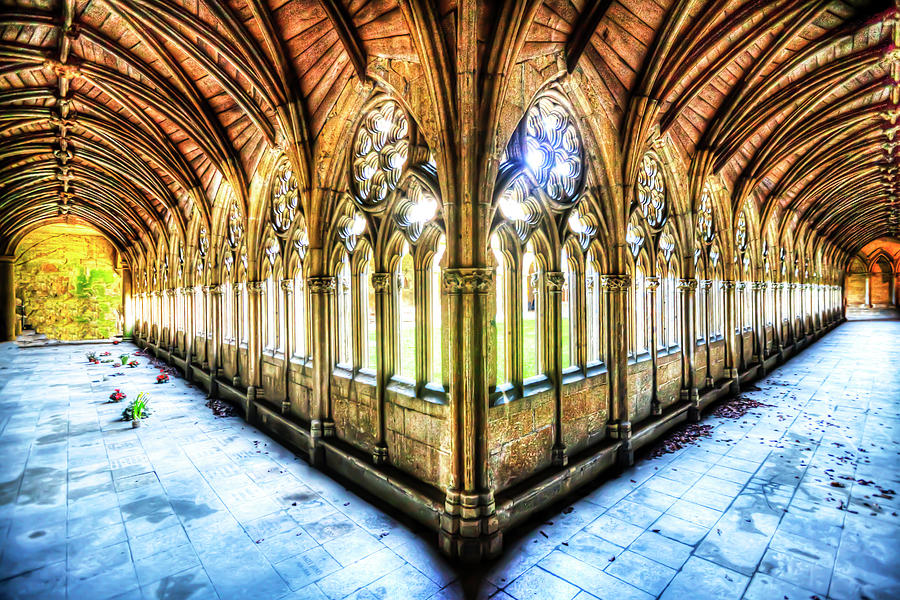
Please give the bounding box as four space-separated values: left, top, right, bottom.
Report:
14 224 122 340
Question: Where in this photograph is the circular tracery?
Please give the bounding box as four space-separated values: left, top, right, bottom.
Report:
522 96 584 205
697 184 716 245
350 99 409 208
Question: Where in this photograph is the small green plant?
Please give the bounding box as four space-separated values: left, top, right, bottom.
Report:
119 354 130 365
122 392 151 421
86 351 97 362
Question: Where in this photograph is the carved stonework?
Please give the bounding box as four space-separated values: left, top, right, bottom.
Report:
545 272 565 292
280 279 294 293
371 272 392 293
307 276 336 294
209 285 224 296
720 280 736 290
676 278 698 291
699 279 713 290
646 276 660 291
443 268 494 294
600 274 631 290
164 288 176 297
752 281 766 291
247 281 264 295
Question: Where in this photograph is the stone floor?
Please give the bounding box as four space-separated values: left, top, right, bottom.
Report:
0 318 897 600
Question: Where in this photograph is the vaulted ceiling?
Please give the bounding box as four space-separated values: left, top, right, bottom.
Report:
0 0 893 261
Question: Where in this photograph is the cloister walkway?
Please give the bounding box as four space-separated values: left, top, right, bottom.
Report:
0 318 897 600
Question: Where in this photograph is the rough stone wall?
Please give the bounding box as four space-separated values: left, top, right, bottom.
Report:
628 360 653 421
489 390 554 492
331 376 379 454
658 352 681 408
385 393 450 489
846 274 867 305
561 375 609 455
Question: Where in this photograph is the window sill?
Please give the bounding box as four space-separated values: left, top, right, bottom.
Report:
490 382 519 406
585 361 608 378
289 355 312 368
561 366 584 386
628 351 652 366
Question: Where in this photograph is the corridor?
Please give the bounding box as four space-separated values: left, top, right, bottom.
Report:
0 319 897 600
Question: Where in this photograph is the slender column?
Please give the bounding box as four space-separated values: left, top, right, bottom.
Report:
700 280 713 388
752 282 764 364
439 268 501 561
371 272 392 465
201 286 212 369
546 271 567 466
0 255 15 342
246 281 263 405
772 283 783 353
165 289 176 352
307 276 336 463
677 278 699 419
232 283 242 386
601 274 631 451
786 283 796 343
736 282 746 369
120 267 132 339
864 274 872 307
280 279 293 415
646 276 661 416
721 280 738 384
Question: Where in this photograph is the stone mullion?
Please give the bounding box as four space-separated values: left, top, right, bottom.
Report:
751 282 763 363
246 281 263 403
546 272 567 466
439 268 499 561
700 280 713 388
677 278 699 418
372 272 392 465
601 274 631 462
121 267 132 339
646 276 660 416
415 265 428 389
510 251 524 386
208 286 223 397
167 288 176 352
721 280 738 384
232 284 242 386
575 268 587 367
280 279 293 414
785 283 795 344
307 275 336 464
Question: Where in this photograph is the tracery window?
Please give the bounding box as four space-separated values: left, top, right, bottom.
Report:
585 250 601 364
430 236 445 383
632 265 647 356
337 252 352 367
492 92 586 389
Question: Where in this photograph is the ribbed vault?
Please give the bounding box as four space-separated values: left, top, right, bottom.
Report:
0 0 893 260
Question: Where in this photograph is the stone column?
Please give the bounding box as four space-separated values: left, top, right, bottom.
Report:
280 279 294 415
772 283 783 354
439 268 501 561
786 283 796 343
546 271 567 466
721 280 738 390
864 274 872 307
232 283 242 387
0 255 15 342
602 274 632 464
646 276 661 416
700 279 713 389
165 289 176 352
371 272 392 465
246 281 263 408
307 275 335 463
736 282 746 370
677 278 699 420
120 267 132 339
751 282 763 364
201 286 212 370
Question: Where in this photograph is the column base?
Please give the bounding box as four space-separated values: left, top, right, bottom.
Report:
439 490 502 563
309 419 325 467
704 376 714 389
650 400 662 416
280 399 291 416
372 444 389 465
551 444 568 467
232 375 241 387
323 419 335 438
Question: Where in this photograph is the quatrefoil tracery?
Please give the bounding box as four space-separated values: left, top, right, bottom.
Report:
637 154 667 229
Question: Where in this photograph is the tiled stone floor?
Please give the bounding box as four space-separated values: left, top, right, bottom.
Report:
0 318 898 600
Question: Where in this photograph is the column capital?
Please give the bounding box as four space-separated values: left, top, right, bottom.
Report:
646 276 660 290
698 279 713 290
247 280 264 294
209 284 224 296
280 279 294 293
751 281 766 291
307 276 336 293
720 280 736 290
443 267 494 294
371 272 392 293
0 255 14 263
601 274 631 290
164 288 176 297
545 271 565 292
676 277 698 291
